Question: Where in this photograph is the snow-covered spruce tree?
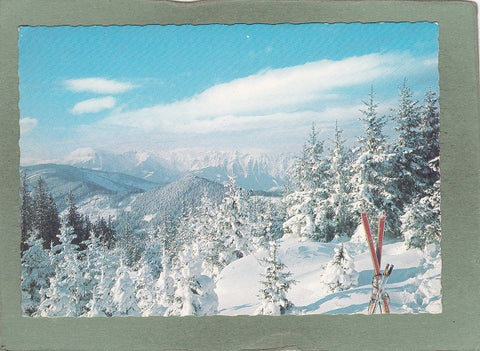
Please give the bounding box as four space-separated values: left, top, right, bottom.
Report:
134 231 164 315
283 124 330 241
65 190 88 248
390 82 432 208
401 161 441 249
148 249 175 316
249 197 285 250
187 193 224 277
20 172 35 253
322 244 358 293
85 245 121 317
420 89 440 181
21 232 53 316
78 232 104 315
92 216 116 248
400 89 441 250
351 89 402 238
216 176 252 266
36 226 86 317
165 247 218 316
317 122 356 240
33 177 61 248
256 239 295 315
111 260 139 316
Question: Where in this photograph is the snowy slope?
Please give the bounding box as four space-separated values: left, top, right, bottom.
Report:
216 234 441 315
126 175 226 229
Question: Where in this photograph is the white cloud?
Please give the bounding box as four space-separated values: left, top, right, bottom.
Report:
69 52 437 153
65 78 136 94
100 52 434 133
20 117 38 135
70 96 116 114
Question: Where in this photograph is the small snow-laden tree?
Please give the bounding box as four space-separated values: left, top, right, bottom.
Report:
134 231 164 316
148 249 175 316
115 215 143 266
401 177 440 250
166 246 219 316
283 124 330 241
187 194 224 277
21 232 53 316
78 232 104 315
249 198 285 250
36 226 86 317
256 239 295 315
216 176 252 266
111 261 139 316
322 244 358 293
351 89 402 238
85 246 121 317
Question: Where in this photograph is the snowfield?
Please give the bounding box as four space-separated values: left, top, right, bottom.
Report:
216 234 441 315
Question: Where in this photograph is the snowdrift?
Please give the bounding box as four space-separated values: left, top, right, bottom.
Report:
216 235 441 315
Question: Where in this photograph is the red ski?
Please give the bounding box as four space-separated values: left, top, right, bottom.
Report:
361 211 392 314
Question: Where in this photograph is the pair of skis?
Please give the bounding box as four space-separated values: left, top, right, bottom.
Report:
361 211 394 314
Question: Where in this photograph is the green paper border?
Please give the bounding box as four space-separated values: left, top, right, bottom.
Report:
1 1 479 350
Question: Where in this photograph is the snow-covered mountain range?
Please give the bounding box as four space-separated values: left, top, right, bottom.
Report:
21 163 159 212
61 148 295 192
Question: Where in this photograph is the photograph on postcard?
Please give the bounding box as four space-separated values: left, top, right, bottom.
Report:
18 23 440 317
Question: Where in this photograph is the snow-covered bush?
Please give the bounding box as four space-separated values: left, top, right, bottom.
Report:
111 262 139 316
322 244 358 293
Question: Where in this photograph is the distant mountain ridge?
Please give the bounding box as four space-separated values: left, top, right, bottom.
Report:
61 148 295 191
21 163 160 211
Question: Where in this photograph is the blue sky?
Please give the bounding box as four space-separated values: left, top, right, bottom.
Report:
19 23 439 164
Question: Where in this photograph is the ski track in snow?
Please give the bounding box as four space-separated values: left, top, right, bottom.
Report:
215 235 441 315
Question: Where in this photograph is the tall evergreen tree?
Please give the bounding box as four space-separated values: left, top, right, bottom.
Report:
390 82 431 205
20 172 34 252
351 89 402 238
420 89 440 185
317 122 356 240
32 177 61 248
65 190 88 248
284 124 330 241
92 216 116 248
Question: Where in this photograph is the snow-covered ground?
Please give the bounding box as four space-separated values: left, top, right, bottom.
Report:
216 233 441 315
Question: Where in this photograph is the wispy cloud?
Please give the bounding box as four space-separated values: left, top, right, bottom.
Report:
65 78 136 94
70 97 116 114
20 117 38 135
100 52 434 132
67 52 437 153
